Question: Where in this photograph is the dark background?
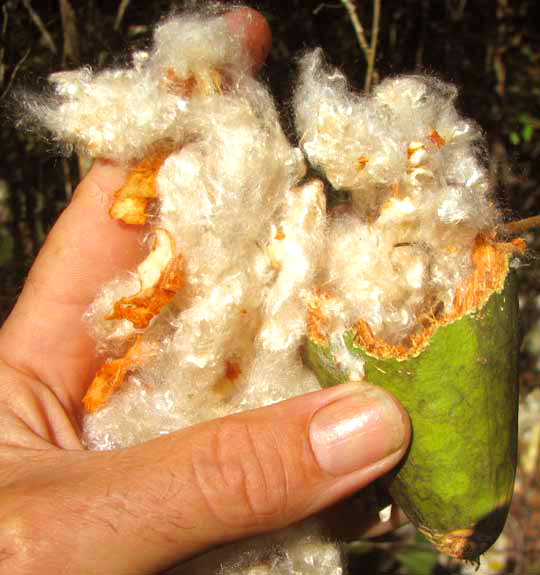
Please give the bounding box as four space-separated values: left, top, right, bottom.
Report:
0 1 539 573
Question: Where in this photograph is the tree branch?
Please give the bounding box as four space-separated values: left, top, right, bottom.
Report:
114 0 131 31
364 0 380 92
340 0 381 92
59 0 79 64
502 215 540 237
340 0 370 61
0 47 31 100
21 0 57 54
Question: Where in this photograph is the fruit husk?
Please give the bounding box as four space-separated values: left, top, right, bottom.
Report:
303 268 519 560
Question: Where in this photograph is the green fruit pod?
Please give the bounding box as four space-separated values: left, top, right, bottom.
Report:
303 239 520 559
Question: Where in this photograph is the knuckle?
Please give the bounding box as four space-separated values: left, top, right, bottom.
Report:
192 420 290 529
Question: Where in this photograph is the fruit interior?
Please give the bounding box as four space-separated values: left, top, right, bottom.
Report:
307 234 523 361
294 51 527 362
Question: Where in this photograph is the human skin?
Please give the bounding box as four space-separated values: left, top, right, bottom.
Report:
0 8 410 574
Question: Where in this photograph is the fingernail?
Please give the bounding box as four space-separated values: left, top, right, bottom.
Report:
309 385 407 476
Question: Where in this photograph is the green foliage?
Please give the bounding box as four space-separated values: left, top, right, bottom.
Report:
346 531 441 574
396 535 439 575
509 114 540 145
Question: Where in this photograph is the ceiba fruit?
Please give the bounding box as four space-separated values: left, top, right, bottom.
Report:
303 235 521 559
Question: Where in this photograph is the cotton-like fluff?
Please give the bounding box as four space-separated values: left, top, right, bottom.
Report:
295 49 501 343
169 519 344 575
30 10 343 575
81 97 324 449
23 11 251 163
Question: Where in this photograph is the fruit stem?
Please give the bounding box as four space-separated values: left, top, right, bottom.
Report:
500 215 540 237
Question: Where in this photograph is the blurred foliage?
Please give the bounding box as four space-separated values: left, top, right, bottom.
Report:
395 540 439 575
510 114 540 146
347 530 442 574
1 0 539 573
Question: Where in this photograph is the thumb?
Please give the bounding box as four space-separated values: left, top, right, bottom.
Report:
11 383 409 574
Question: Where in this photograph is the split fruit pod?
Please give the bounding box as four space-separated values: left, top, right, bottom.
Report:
303 237 520 559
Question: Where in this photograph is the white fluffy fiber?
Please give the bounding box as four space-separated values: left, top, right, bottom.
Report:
169 519 344 575
295 49 500 342
25 8 503 575
25 11 251 163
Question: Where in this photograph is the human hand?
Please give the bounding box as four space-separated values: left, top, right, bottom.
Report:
0 9 410 574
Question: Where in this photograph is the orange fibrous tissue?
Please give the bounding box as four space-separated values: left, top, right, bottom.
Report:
109 148 173 225
352 234 518 360
430 129 446 148
107 228 182 329
83 336 144 413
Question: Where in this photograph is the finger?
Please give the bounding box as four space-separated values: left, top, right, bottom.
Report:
0 10 272 414
3 384 410 574
225 7 272 73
